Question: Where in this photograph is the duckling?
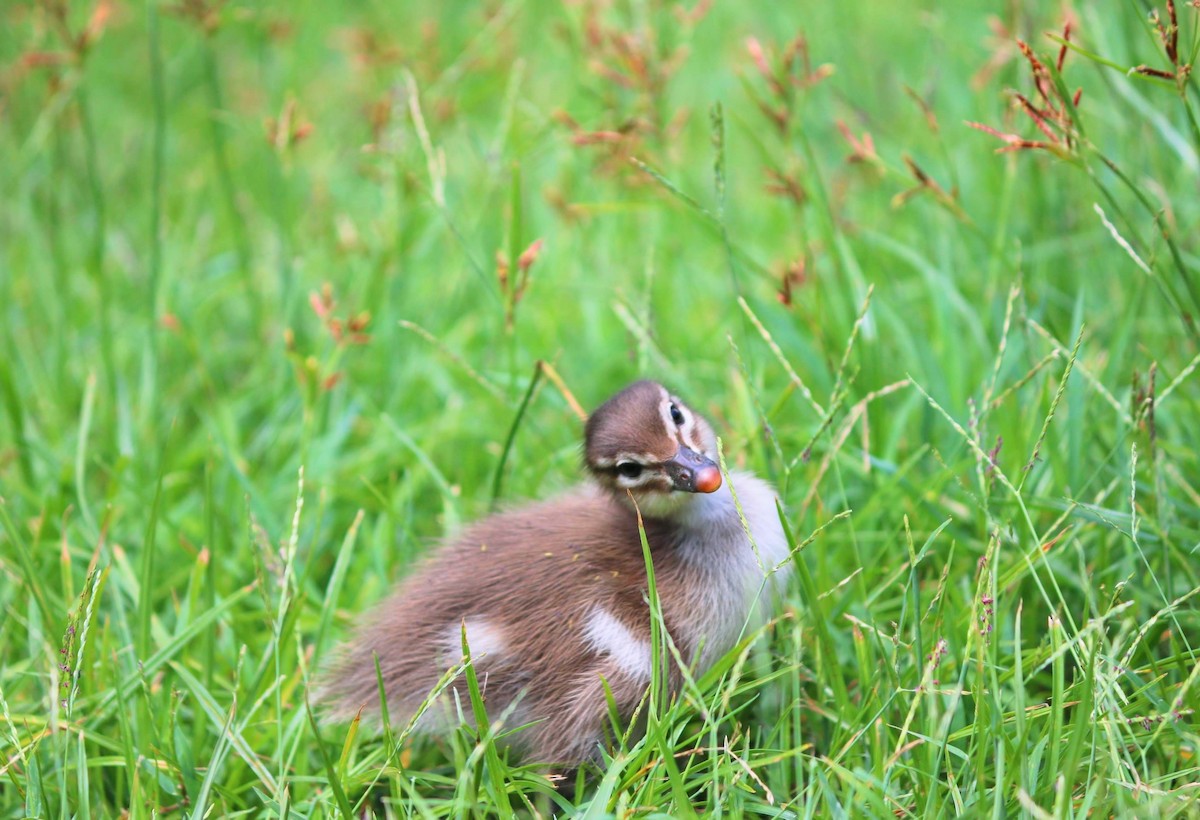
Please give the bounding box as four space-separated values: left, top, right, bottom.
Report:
319 380 790 766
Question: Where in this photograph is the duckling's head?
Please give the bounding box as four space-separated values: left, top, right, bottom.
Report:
584 380 722 518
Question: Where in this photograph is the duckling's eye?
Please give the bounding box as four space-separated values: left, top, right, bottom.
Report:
616 462 643 478
669 403 685 426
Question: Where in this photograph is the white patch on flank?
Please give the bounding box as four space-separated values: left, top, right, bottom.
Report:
444 617 506 661
581 606 652 681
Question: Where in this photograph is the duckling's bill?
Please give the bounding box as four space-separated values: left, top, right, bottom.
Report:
664 447 722 494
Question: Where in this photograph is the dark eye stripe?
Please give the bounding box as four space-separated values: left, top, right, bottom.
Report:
616 462 643 478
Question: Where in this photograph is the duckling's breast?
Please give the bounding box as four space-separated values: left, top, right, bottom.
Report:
664 471 791 671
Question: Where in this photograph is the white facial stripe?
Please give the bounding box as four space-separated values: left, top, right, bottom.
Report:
657 387 677 442
615 468 667 490
582 606 652 681
615 452 655 465
678 407 699 451
595 451 657 471
664 394 705 454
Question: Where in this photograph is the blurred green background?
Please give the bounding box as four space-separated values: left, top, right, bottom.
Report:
2 0 1198 815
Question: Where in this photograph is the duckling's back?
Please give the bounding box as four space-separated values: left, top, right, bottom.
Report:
318 489 672 764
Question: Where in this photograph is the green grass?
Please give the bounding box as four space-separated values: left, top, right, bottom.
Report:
2 0 1200 815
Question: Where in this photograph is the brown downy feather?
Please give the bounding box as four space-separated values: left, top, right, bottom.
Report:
317 380 789 766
